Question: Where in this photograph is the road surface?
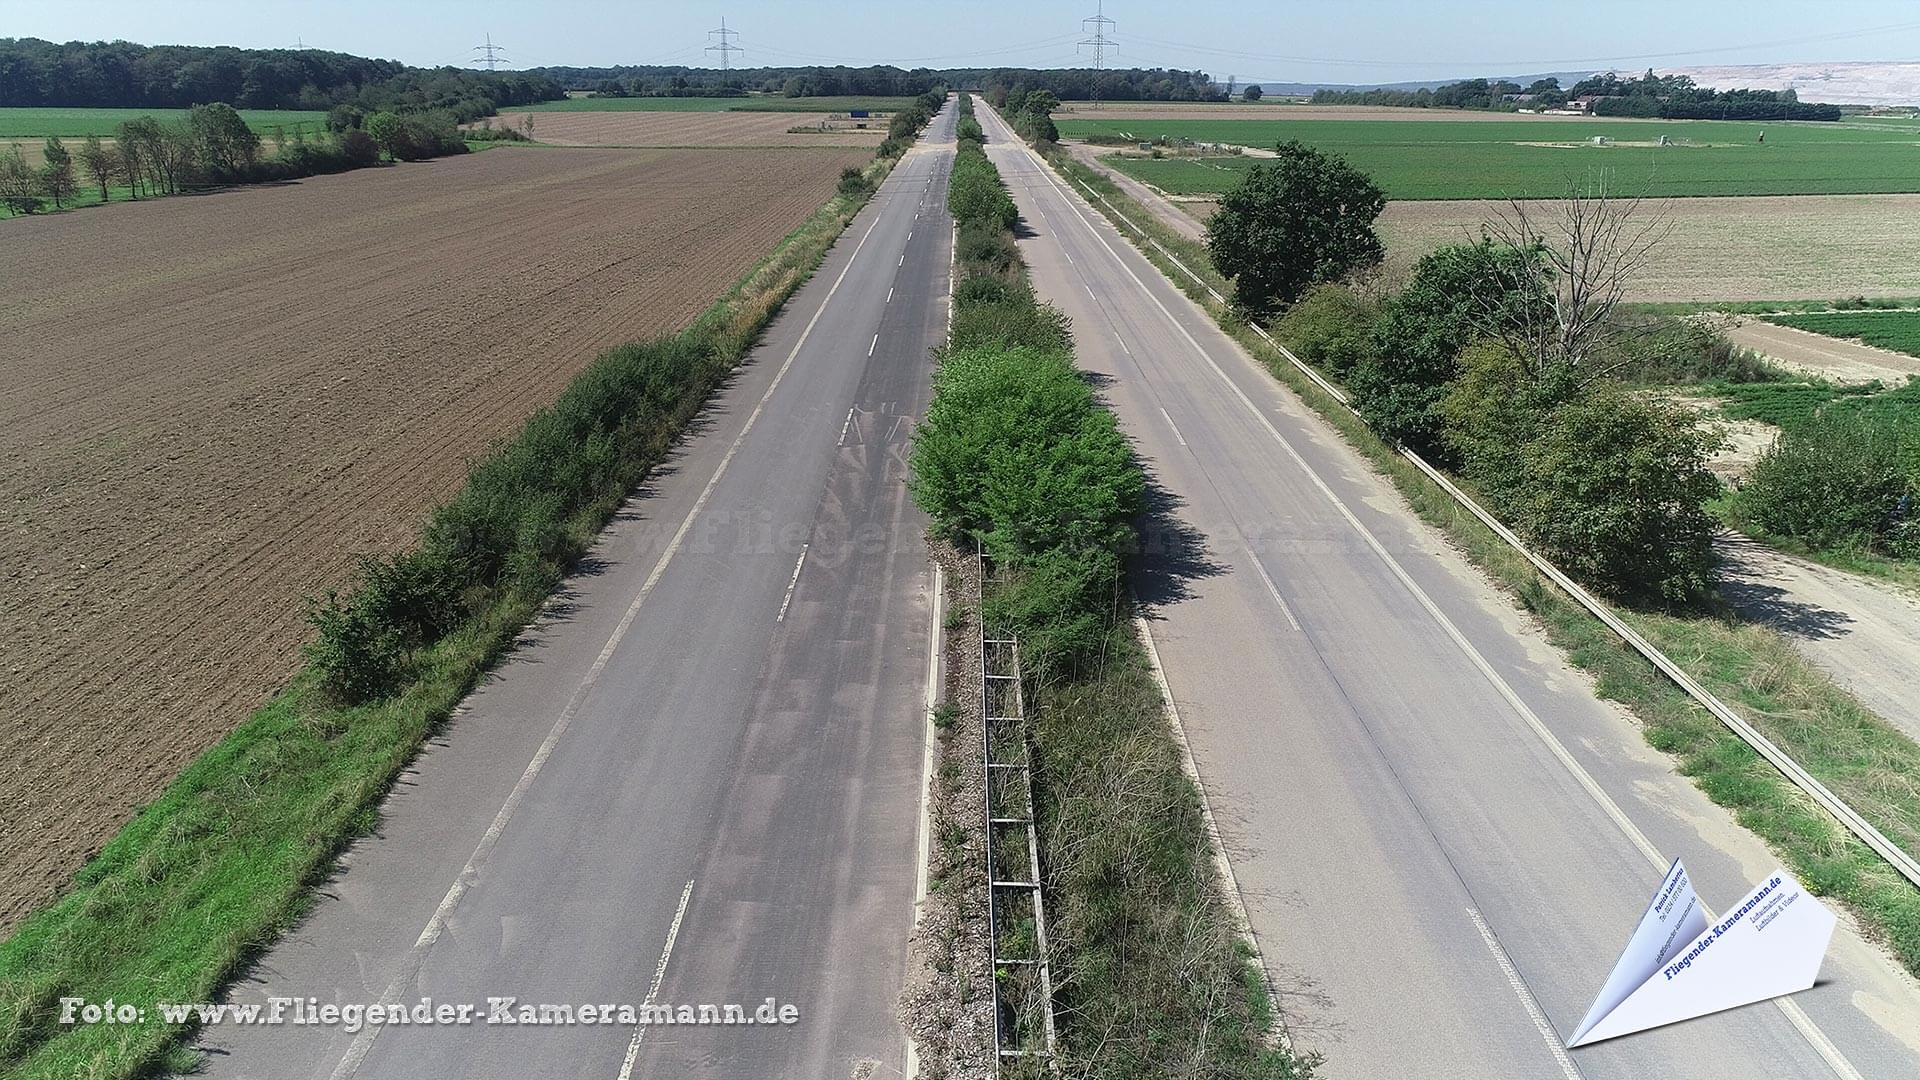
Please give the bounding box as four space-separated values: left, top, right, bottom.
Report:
191 99 958 1080
977 100 1920 1080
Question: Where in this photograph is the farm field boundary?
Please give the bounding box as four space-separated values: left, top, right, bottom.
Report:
0 113 935 1080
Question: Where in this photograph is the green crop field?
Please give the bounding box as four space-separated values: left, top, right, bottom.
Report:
1059 116 1920 199
1767 309 1920 358
0 106 329 138
522 95 917 114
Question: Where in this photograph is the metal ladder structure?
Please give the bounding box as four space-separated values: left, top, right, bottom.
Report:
979 552 1058 1074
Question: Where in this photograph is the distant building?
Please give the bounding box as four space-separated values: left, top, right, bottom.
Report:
1571 95 1608 113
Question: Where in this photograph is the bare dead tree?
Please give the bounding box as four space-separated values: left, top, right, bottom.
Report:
1481 174 1673 381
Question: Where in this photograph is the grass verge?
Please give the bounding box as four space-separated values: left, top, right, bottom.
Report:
0 139 918 1080
1041 142 1920 981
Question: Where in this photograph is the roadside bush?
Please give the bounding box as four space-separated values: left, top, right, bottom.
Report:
1348 239 1549 461
1272 281 1380 379
911 344 1140 560
950 296 1074 353
949 147 1018 233
309 332 727 702
337 129 381 168
1513 388 1722 606
956 217 1019 275
836 165 874 199
1738 410 1913 551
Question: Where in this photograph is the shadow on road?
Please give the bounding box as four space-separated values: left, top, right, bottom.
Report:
1131 469 1228 613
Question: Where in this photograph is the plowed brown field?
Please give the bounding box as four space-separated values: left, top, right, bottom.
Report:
492 109 887 147
0 144 866 930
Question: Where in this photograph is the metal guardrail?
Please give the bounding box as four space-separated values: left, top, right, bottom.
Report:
1063 168 1920 892
978 550 1058 1073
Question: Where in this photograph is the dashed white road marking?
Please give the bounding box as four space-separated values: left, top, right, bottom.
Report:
776 545 809 623
615 879 696 1080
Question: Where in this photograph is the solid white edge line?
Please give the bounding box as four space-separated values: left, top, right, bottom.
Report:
1465 904 1585 1080
1134 615 1294 1054
326 187 894 1080
615 878 696 1080
905 564 945 1079
1011 113 1865 1080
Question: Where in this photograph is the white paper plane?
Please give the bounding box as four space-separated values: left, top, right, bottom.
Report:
1568 861 1835 1047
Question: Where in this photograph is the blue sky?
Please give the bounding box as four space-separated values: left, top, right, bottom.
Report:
10 1 1920 84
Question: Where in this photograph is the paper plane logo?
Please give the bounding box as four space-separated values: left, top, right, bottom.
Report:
1567 859 1836 1047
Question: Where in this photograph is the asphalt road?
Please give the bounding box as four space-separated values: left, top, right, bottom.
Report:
192 99 958 1080
976 100 1920 1080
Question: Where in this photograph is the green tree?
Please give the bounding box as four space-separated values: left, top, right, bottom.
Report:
78 133 116 201
1204 140 1386 318
364 111 406 159
1347 239 1550 460
188 102 261 175
0 143 38 214
38 137 77 208
1242 84 1264 101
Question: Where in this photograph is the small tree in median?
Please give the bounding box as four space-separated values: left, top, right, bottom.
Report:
1205 140 1386 318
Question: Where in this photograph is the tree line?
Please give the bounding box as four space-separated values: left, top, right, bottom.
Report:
1312 69 1842 121
531 63 1227 103
0 102 469 217
1207 145 1732 606
0 37 564 117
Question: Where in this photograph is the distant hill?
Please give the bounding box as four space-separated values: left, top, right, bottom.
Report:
1654 62 1920 107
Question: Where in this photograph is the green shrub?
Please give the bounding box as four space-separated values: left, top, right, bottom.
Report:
1738 410 1913 550
911 344 1141 560
1514 388 1722 606
956 216 1019 274
1272 282 1379 378
1348 239 1549 461
836 165 874 198
949 296 1074 353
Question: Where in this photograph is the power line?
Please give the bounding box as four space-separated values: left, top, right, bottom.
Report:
706 16 744 71
472 32 507 71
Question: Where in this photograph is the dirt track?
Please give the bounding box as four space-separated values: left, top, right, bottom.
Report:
492 110 887 147
0 144 865 930
1720 317 1920 382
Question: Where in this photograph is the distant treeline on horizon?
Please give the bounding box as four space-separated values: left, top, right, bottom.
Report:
1310 70 1845 121
0 38 565 121
526 63 1229 102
